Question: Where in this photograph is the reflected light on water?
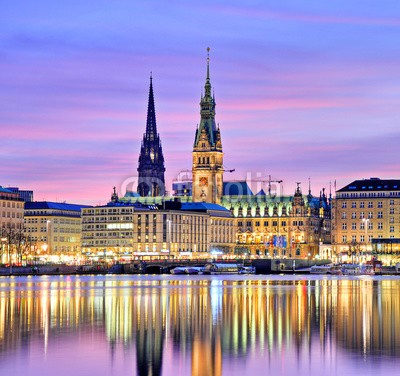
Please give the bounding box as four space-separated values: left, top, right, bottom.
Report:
0 275 399 376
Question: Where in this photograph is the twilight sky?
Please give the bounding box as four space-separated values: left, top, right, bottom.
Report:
1 1 400 204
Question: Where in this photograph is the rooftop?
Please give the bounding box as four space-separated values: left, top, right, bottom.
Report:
25 202 92 211
181 202 230 212
337 178 400 193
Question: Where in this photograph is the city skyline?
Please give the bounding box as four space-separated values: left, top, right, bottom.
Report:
2 1 400 204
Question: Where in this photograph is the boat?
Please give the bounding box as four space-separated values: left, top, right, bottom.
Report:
310 264 332 274
328 265 343 275
360 264 375 275
341 264 375 276
203 263 241 274
170 266 187 275
341 264 361 275
239 266 256 274
184 266 204 275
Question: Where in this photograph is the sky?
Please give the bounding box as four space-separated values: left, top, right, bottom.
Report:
1 0 400 205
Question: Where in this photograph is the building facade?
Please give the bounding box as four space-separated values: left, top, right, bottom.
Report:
0 186 25 263
81 192 135 262
82 193 236 260
192 48 224 204
133 202 235 258
123 183 332 259
137 75 166 197
333 178 400 264
221 183 332 259
24 202 90 262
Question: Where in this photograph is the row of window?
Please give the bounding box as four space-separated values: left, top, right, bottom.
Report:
25 227 80 234
341 200 395 208
341 211 392 219
338 192 400 198
342 232 396 243
238 220 304 227
1 212 23 218
342 222 384 230
0 201 23 208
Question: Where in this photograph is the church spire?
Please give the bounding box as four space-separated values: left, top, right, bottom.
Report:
145 73 157 141
137 75 166 197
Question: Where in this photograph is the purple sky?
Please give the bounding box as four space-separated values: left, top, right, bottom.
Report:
1 1 400 204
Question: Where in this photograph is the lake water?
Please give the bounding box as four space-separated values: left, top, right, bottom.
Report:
0 274 399 376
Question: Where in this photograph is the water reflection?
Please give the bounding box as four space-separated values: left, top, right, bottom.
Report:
0 276 399 376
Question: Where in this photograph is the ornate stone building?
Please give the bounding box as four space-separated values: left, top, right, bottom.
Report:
192 48 224 204
220 183 331 258
137 75 166 197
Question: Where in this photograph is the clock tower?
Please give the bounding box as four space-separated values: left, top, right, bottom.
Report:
192 48 223 204
137 75 166 197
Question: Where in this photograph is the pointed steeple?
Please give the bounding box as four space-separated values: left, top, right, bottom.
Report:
137 75 166 197
307 177 313 203
194 47 219 148
145 73 157 142
192 48 224 204
204 47 212 98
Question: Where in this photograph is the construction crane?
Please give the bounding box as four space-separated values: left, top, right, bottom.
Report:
249 175 283 196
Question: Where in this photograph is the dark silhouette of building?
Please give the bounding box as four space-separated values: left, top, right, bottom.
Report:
137 75 166 197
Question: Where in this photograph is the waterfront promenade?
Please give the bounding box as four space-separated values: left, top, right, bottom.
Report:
0 258 398 276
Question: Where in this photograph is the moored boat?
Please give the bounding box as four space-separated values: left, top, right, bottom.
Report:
170 266 187 275
185 266 204 275
203 263 241 274
310 264 332 274
239 266 256 274
328 265 343 275
341 263 375 276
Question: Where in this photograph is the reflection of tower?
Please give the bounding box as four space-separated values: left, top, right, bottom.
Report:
135 294 165 376
192 331 222 376
137 75 166 197
192 48 223 204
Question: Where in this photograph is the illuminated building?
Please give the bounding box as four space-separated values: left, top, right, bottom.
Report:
132 201 235 258
192 48 223 204
0 186 24 263
24 201 90 262
81 189 135 261
82 190 235 259
123 51 332 258
221 182 332 258
333 178 400 264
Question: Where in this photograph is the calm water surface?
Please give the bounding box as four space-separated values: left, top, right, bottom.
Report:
0 274 399 376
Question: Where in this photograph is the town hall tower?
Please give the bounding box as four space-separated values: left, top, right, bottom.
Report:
192 49 224 204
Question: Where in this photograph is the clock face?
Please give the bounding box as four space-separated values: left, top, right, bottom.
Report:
199 177 208 187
